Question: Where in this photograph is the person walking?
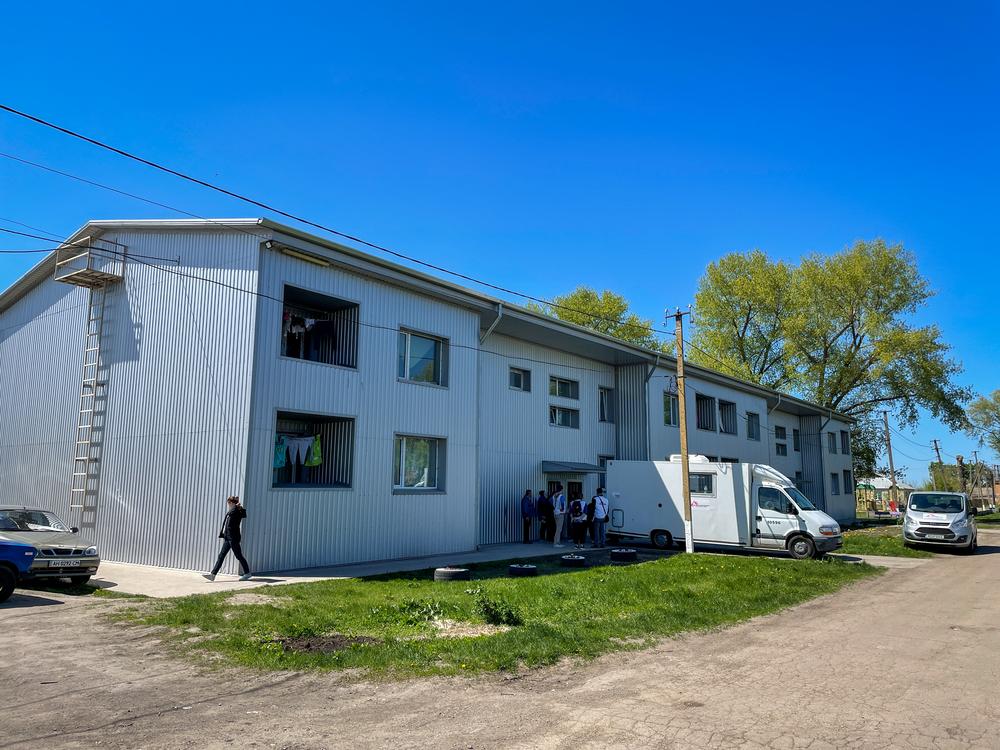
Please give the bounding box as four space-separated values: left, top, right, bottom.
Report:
569 493 589 549
536 489 552 542
520 489 535 543
551 483 567 548
591 487 609 548
203 496 252 581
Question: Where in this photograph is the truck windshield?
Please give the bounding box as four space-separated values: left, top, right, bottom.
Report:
909 493 964 513
784 487 817 511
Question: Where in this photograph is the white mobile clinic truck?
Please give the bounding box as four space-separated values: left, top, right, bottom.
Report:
607 456 843 559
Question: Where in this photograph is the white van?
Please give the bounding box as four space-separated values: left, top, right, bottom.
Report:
903 491 977 553
607 457 843 559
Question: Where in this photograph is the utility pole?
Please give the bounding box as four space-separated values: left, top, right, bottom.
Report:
970 451 983 510
671 308 694 554
993 465 998 507
956 454 966 494
932 439 944 490
882 411 898 507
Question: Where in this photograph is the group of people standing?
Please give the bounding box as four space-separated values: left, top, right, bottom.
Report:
521 484 609 549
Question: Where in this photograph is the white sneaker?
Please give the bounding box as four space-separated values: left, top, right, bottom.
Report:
202 573 215 581
239 573 252 581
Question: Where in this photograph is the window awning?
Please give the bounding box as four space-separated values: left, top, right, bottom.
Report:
541 460 605 474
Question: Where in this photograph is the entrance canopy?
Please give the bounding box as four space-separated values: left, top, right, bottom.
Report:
541 460 604 474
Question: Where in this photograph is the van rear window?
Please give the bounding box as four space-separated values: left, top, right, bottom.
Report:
690 473 714 495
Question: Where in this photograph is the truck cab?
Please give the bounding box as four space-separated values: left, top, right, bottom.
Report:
753 481 843 559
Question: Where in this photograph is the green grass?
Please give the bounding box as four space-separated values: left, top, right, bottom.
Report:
122 553 878 678
977 512 1000 524
840 526 933 558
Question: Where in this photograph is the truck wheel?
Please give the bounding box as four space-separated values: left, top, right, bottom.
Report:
787 536 816 560
0 567 15 603
650 530 673 550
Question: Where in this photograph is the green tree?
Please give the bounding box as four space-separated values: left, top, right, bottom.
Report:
967 390 1000 458
691 240 972 463
527 286 670 351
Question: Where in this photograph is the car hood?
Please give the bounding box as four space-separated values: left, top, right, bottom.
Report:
800 510 840 530
0 530 94 548
906 511 965 524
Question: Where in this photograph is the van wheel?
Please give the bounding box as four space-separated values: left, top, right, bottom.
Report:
960 539 977 555
788 536 816 560
650 530 673 550
0 567 15 603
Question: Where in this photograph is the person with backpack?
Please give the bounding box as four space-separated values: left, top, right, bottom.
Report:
569 493 589 549
520 489 535 543
551 483 567 548
591 487 610 548
203 496 252 581
536 489 552 542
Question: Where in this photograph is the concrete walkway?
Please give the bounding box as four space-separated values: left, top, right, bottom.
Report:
91 541 589 597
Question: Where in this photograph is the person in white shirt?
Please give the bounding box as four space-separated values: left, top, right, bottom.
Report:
551 483 567 548
591 487 610 548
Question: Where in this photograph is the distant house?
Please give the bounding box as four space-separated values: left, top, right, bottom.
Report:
856 476 915 509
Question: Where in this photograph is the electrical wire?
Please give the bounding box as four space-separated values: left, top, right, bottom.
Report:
0 106 682 343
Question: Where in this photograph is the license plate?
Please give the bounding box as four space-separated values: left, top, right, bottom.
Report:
49 559 81 568
925 534 945 540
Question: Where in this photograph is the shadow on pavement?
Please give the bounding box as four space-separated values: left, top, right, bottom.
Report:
3 591 65 608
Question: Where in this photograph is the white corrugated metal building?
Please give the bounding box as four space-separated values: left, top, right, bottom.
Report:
0 219 857 572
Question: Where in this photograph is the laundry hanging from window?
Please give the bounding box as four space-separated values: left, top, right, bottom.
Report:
273 434 323 470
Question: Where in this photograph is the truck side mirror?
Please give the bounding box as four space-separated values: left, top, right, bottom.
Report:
786 505 798 516
71 526 80 534
968 507 977 517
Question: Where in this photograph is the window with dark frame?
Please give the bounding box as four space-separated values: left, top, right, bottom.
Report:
793 428 800 452
664 392 679 427
281 285 359 368
598 454 613 488
549 376 580 399
843 469 853 494
830 472 840 495
747 411 760 441
774 425 787 440
696 394 717 431
549 406 580 429
827 431 838 454
775 442 788 456
398 330 447 385
509 367 531 392
840 430 851 455
273 411 355 488
719 400 737 435
599 387 615 423
690 473 715 495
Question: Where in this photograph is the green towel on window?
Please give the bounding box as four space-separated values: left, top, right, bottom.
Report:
305 435 323 467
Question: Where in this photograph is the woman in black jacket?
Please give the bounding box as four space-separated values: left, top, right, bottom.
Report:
203 496 252 581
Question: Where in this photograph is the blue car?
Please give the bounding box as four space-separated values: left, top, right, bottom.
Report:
0 537 38 602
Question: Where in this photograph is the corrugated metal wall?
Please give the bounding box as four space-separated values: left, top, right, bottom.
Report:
614 363 649 460
244 247 480 572
0 277 88 521
477 334 616 545
87 228 261 570
800 415 827 512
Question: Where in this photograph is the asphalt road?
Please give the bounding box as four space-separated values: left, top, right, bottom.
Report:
2 533 999 749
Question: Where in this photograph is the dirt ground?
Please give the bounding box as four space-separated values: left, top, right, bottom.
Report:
3 534 999 750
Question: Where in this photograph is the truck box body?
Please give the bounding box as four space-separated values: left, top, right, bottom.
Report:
607 457 843 557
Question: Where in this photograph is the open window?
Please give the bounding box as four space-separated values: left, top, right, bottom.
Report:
273 410 355 488
282 285 359 368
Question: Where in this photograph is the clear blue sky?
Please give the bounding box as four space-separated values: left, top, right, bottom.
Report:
2 2 998 483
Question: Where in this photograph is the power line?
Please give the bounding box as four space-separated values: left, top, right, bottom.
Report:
0 105 681 343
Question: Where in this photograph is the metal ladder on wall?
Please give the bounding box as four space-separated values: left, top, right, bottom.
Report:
53 236 126 529
70 286 108 514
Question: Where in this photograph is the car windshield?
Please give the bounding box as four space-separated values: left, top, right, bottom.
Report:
784 487 817 511
0 509 69 532
909 493 964 513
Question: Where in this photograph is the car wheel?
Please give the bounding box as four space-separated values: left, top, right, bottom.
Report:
650 530 673 550
788 536 816 560
0 567 15 603
69 575 92 585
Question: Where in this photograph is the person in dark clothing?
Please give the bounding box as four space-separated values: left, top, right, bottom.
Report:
569 493 589 549
204 496 252 581
520 489 535 543
536 490 552 542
